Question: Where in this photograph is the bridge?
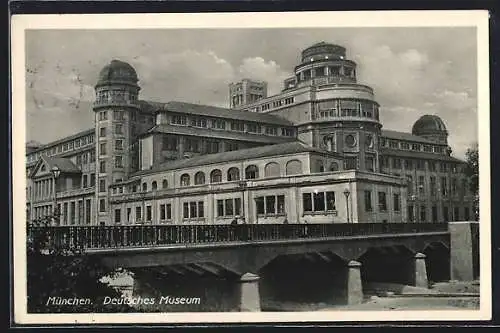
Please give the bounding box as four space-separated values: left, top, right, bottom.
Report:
28 222 479 312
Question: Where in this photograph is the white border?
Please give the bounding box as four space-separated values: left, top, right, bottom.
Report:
11 10 491 324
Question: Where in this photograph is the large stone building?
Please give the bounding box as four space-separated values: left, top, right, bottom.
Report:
26 42 474 226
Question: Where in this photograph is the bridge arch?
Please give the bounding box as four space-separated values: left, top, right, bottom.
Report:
423 241 450 283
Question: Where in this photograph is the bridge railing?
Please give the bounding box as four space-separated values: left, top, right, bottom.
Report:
27 223 449 251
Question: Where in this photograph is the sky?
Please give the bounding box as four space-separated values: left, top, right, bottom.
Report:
25 27 478 158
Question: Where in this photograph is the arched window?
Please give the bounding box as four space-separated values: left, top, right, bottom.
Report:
142 182 147 192
245 165 259 179
316 161 325 173
329 162 340 171
180 174 190 187
151 181 157 191
194 171 206 185
264 162 280 177
210 169 222 183
162 179 168 189
227 167 240 181
286 159 303 175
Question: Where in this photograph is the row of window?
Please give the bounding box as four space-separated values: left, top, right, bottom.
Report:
382 157 461 173
364 190 400 212
99 124 124 137
297 65 355 81
75 150 96 166
382 139 446 154
408 204 472 222
315 100 379 120
95 90 138 105
406 175 470 197
27 134 95 163
98 110 153 124
168 112 295 137
33 199 92 225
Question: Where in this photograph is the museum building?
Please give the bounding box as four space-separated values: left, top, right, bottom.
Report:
26 42 474 225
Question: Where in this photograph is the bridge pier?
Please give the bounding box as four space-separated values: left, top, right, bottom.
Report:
413 252 428 288
238 272 261 312
347 260 363 305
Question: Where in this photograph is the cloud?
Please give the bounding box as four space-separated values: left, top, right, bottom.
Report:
237 57 289 95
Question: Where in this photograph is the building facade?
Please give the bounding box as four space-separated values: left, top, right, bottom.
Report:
26 42 474 226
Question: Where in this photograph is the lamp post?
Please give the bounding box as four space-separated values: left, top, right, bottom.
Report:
343 189 351 223
50 166 61 226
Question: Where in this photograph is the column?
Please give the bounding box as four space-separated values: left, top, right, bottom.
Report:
413 252 428 288
347 260 363 305
238 272 261 312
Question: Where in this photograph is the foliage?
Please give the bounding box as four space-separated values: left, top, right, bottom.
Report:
27 216 133 313
464 143 479 220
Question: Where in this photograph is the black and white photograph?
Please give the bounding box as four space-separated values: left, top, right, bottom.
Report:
11 11 491 324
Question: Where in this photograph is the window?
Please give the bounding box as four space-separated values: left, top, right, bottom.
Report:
180 174 190 186
99 199 106 212
424 145 432 152
136 206 142 220
115 124 123 135
454 207 460 221
162 179 168 189
404 159 413 170
151 134 169 149
206 140 219 154
393 193 401 211
113 110 124 120
451 178 457 196
76 155 82 165
429 161 437 172
408 205 414 222
378 192 387 211
126 208 132 222
99 127 106 137
146 206 152 221
90 173 96 186
115 140 123 150
231 121 245 132
85 199 91 224
185 138 200 152
160 204 166 220
407 175 414 195
420 205 426 222
115 156 123 168
99 111 107 121
364 190 372 211
416 160 425 170
418 176 425 194
247 123 261 134
226 142 239 151
99 179 106 192
256 195 285 215
191 117 207 128
99 160 106 173
392 158 401 169
412 143 421 151
100 143 107 155
211 119 225 130
265 127 278 136
443 206 449 222
171 115 187 125
114 209 121 224
210 169 222 183
303 191 336 213
264 162 280 177
227 167 240 181
430 176 437 196
365 156 374 172
152 181 157 191
194 171 205 185
245 165 259 179
183 201 204 219
389 140 399 149
83 175 88 188
464 207 470 221
441 177 448 196
344 157 357 170
401 142 410 150
90 150 96 162
286 160 303 175
432 206 438 222
284 97 294 105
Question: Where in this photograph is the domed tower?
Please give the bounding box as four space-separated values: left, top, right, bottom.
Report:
292 42 382 172
93 60 140 224
412 115 448 145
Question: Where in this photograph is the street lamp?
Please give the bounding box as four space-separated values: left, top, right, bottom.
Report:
50 166 61 225
343 189 351 223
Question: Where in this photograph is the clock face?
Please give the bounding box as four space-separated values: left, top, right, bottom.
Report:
345 134 356 147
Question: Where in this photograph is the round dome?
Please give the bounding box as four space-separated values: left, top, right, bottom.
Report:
96 59 138 87
412 115 448 136
301 42 346 62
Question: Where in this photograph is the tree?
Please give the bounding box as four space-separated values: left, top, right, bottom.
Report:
464 143 479 220
27 217 134 313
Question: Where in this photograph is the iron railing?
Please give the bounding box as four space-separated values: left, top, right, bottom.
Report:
27 223 449 251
